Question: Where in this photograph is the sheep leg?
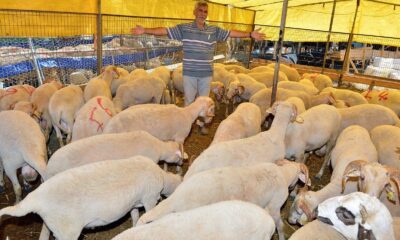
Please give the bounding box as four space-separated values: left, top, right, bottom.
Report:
163 163 168 171
268 207 285 240
143 197 158 212
53 125 64 147
315 150 331 179
38 223 51 240
0 160 4 193
4 166 21 203
130 208 140 227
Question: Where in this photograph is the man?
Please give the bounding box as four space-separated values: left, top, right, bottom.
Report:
132 0 265 106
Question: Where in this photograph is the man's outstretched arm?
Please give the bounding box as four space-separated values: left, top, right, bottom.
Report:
131 25 168 36
230 28 265 41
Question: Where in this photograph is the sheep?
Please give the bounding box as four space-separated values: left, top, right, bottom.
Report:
12 101 37 117
0 110 47 203
317 192 395 240
278 81 319 95
288 220 346 240
110 67 132 96
184 101 299 179
46 130 185 177
249 88 336 120
284 104 341 178
83 65 120 102
285 97 306 114
104 96 215 170
247 71 289 87
362 89 400 116
48 84 84 147
0 84 35 111
250 65 275 73
113 75 166 112
370 125 400 168
138 160 310 240
338 104 400 132
30 80 63 141
213 66 238 89
302 73 333 91
226 73 266 102
69 71 88 85
112 201 275 240
0 156 182 240
211 102 262 145
223 64 250 73
150 66 171 87
267 63 301 81
321 87 368 106
71 96 117 142
288 125 378 226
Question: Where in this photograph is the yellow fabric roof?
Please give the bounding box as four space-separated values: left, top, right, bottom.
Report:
210 0 400 46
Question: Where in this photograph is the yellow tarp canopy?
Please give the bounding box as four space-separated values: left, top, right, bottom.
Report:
0 0 254 37
211 0 400 46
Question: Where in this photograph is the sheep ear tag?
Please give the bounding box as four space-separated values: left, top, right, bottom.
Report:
299 174 311 186
386 184 396 202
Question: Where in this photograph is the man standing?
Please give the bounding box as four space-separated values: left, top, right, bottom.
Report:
132 0 265 105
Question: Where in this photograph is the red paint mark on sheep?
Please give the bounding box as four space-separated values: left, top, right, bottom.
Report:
378 91 389 101
363 90 372 100
97 97 113 117
21 85 35 95
89 106 104 132
0 88 18 99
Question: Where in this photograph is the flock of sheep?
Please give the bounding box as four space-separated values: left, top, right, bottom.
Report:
0 61 399 240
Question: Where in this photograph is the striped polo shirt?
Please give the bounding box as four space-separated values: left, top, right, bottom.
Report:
167 21 230 77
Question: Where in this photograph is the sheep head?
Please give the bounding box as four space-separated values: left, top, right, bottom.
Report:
266 101 299 122
276 159 311 188
316 192 394 240
210 81 225 102
195 96 215 124
288 189 319 225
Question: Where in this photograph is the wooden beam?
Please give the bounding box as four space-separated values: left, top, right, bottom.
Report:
349 59 359 74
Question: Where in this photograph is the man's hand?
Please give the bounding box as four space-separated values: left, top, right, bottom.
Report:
131 25 145 35
251 28 266 41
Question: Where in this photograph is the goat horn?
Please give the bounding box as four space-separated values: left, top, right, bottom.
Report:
341 160 368 193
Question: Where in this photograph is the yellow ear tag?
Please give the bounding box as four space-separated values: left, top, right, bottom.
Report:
387 191 395 202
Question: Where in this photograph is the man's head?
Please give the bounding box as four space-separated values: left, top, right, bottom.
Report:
194 1 208 24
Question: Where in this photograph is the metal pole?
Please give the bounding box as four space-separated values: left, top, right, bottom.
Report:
28 38 44 85
247 12 257 69
96 0 103 74
322 0 337 74
339 0 360 85
271 0 289 106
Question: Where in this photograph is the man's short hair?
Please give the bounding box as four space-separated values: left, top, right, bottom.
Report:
194 0 208 10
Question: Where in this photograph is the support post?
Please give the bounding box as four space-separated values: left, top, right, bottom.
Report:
96 0 103 74
322 0 337 74
270 0 289 106
339 0 360 85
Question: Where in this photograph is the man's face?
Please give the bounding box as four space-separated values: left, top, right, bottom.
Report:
194 5 208 23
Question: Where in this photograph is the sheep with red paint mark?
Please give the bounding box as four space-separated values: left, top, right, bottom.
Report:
71 96 116 142
362 89 400 117
0 84 35 111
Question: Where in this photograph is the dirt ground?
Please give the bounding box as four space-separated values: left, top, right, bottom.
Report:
0 100 332 240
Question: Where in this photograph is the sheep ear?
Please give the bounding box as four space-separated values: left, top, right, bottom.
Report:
359 204 368 224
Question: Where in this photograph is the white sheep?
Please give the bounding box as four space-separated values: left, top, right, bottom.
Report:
12 101 37 117
0 110 47 203
285 97 306 114
285 104 341 178
83 65 120 102
288 220 346 240
362 89 400 116
71 96 117 142
30 80 63 141
317 192 395 240
46 130 184 177
184 101 299 179
223 64 250 73
113 75 166 112
370 125 400 168
0 84 35 111
321 87 368 106
302 73 333 91
213 66 238 89
278 81 319 95
226 73 266 102
138 160 309 240
249 88 335 120
112 201 275 240
0 156 182 240
338 104 400 132
288 125 378 226
110 67 133 96
150 66 171 87
48 84 84 146
247 70 288 87
211 102 262 145
267 63 301 81
104 96 215 170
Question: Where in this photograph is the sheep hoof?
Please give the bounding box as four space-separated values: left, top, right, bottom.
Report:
314 173 323 180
